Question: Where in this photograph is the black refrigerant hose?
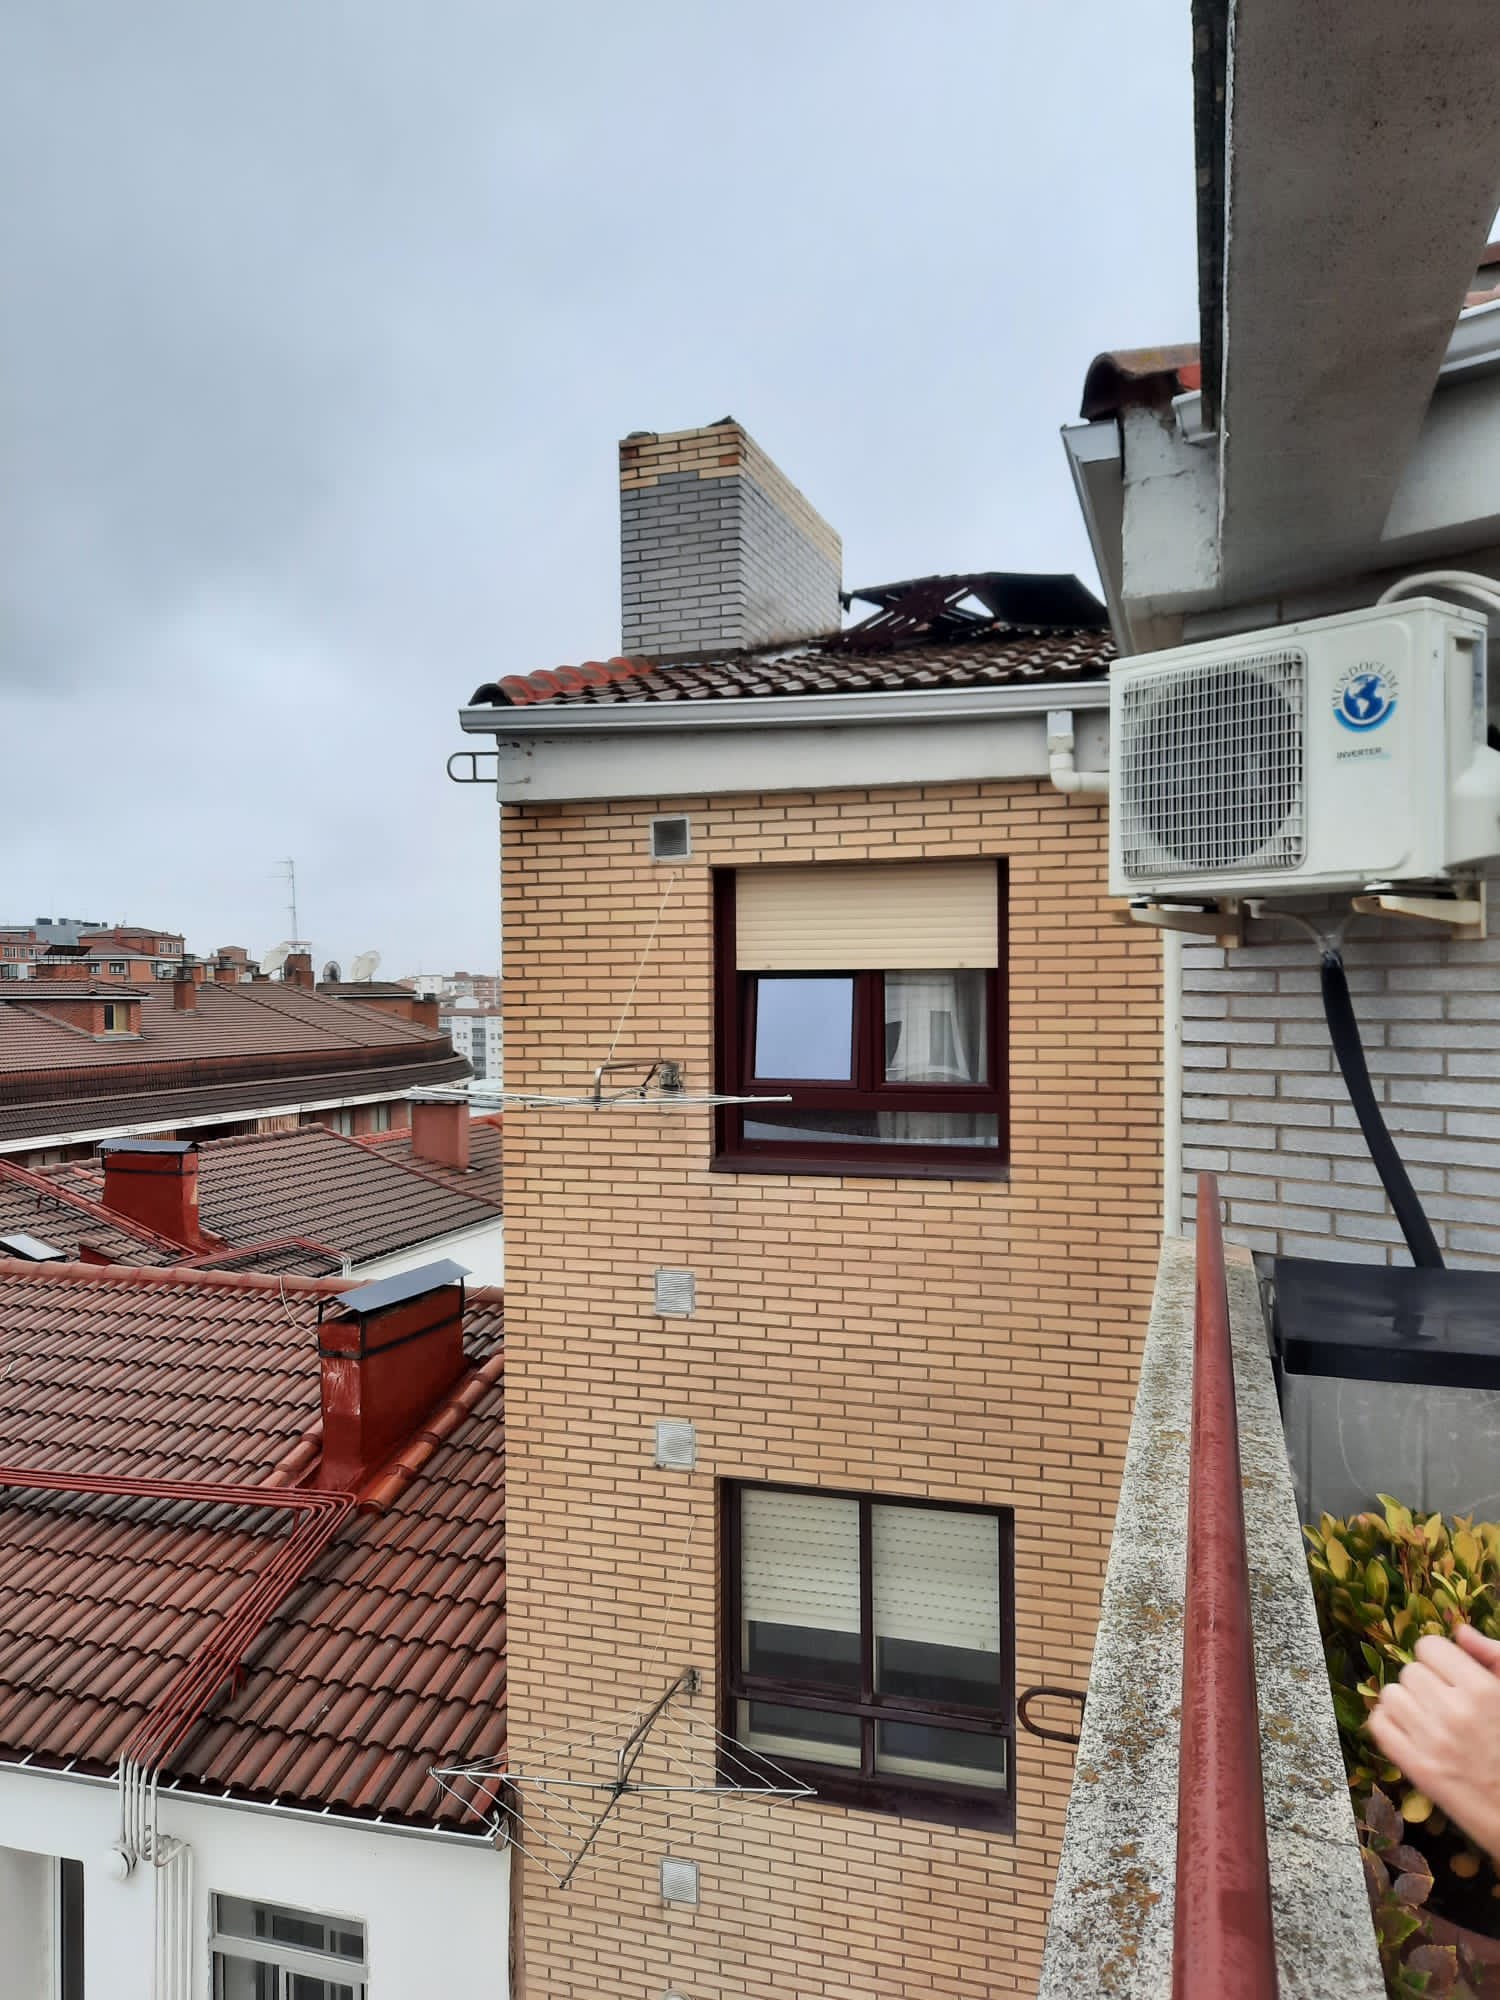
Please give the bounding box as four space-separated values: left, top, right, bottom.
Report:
1319 948 1445 1270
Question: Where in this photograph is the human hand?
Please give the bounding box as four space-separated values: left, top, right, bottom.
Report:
1368 1626 1500 1867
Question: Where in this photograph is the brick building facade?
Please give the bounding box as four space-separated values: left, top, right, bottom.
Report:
495 778 1159 1996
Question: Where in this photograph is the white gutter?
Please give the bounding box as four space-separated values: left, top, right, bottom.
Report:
0 1754 500 1849
459 677 1111 739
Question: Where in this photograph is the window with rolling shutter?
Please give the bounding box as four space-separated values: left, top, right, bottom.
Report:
713 861 1009 1175
723 1483 1014 1828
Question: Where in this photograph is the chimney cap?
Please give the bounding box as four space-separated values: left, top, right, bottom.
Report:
329 1259 470 1319
99 1138 197 1158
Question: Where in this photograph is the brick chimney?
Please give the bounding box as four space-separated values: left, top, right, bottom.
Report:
172 970 198 1011
99 1139 204 1249
619 419 841 660
412 995 440 1031
411 1098 470 1171
284 951 315 990
316 1263 468 1491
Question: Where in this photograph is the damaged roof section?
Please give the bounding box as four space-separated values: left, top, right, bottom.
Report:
467 570 1114 709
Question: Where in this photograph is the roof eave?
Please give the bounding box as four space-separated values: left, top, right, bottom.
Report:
458 678 1112 739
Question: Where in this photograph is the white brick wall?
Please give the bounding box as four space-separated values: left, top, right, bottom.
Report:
1179 872 1500 1266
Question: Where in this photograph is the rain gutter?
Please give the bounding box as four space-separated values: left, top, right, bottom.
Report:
0 1755 500 1850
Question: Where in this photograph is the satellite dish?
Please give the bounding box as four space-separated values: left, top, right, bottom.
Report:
350 950 382 983
261 942 292 977
322 959 342 983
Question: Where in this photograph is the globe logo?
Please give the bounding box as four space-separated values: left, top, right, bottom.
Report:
1333 667 1397 733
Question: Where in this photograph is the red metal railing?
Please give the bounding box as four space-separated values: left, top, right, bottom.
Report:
1171 1173 1279 1999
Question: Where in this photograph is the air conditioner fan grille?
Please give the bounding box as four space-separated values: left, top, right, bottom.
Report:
1118 649 1306 878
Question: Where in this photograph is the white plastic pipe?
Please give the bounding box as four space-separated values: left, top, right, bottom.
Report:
1045 710 1109 795
1162 929 1184 1237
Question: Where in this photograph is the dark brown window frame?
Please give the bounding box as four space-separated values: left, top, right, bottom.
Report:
711 863 1010 1180
720 1480 1017 1832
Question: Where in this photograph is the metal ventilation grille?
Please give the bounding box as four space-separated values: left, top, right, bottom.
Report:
1118 649 1307 879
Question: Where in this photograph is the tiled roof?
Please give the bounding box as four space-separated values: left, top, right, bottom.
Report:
362 1115 505 1208
0 1055 469 1150
0 1260 505 1827
0 979 450 1077
471 629 1115 709
49 1123 504 1268
467 573 1115 711
0 1163 178 1267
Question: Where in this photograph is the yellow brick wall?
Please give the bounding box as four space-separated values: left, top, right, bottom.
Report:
500 779 1162 2000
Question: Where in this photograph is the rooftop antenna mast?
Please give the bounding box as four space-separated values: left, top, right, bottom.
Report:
278 859 307 950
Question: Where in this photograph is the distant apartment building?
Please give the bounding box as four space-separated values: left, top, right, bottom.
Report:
456 421 1158 1997
0 955 468 1167
403 968 503 1009
442 1003 503 1083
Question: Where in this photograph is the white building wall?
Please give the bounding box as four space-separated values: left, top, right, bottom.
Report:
0 1844 53 1992
352 1215 505 1287
0 1766 509 2000
1178 865 1500 1266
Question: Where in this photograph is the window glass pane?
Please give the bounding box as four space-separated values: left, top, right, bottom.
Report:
738 1699 861 1769
873 1505 1002 1705
751 977 854 1080
884 972 988 1085
741 1110 1000 1149
876 1721 1007 1789
740 1488 860 1688
216 1897 364 1959
214 1962 276 2000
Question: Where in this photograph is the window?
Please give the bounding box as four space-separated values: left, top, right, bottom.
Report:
211 1895 367 1999
328 1108 355 1137
714 862 1007 1175
57 1858 83 2000
108 960 127 974
368 1102 392 1133
101 1003 129 1034
470 1040 488 1078
722 1484 1014 1828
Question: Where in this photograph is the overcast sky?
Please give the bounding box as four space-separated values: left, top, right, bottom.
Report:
2 2 1197 974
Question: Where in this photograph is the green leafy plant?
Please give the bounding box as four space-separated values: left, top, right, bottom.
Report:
1305 1498 1500 1814
1360 1787 1482 1998
1307 1499 1500 1971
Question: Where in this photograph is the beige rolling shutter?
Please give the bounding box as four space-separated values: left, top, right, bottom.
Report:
871 1504 1001 1655
735 861 999 971
740 1489 861 1634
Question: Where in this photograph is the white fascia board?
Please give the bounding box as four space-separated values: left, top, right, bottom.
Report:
480 705 1111 806
1061 421 1129 653
459 681 1111 805
0 1086 413 1158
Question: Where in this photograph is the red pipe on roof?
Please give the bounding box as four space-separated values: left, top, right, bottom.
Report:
1171 1176 1279 1998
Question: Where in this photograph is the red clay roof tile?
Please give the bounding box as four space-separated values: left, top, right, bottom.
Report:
0 1260 504 1828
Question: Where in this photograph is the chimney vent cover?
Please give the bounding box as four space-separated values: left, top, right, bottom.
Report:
649 815 692 863
654 1268 696 1316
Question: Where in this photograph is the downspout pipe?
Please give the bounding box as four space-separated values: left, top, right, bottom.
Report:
1046 710 1109 796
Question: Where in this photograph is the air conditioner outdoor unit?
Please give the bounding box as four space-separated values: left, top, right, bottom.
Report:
1108 599 1500 900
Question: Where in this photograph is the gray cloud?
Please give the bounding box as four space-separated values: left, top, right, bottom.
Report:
1 0 1197 970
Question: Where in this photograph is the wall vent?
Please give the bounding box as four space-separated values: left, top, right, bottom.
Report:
654 1268 696 1316
659 1857 700 1907
654 1419 698 1470
649 815 692 862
